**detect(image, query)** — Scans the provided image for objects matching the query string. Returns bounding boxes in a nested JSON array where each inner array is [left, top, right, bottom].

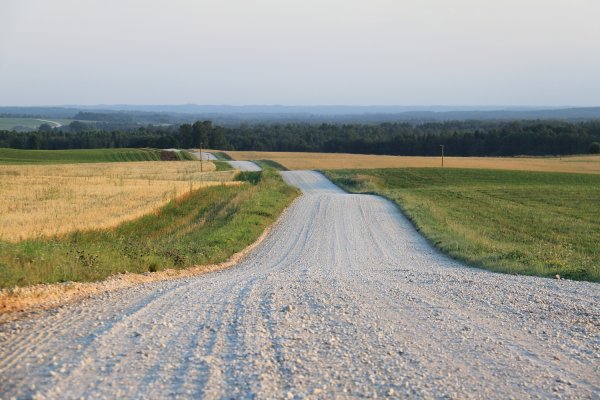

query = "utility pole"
[[199, 142, 203, 173], [440, 145, 445, 168]]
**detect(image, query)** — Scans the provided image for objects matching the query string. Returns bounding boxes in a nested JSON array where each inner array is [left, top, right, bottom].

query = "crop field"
[[326, 168, 600, 281], [0, 117, 73, 130], [0, 148, 196, 164], [226, 151, 600, 174], [0, 161, 236, 242], [0, 169, 297, 287]]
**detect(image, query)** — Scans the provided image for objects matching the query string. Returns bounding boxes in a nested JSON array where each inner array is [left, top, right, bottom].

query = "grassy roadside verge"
[[325, 168, 600, 282], [212, 151, 233, 161], [214, 161, 234, 171], [0, 169, 299, 288], [253, 160, 289, 171], [0, 148, 194, 164]]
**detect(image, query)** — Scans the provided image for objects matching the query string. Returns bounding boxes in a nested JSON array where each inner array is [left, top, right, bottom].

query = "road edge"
[[0, 197, 301, 323]]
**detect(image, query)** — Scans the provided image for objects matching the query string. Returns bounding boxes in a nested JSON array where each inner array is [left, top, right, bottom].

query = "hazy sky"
[[1, 0, 599, 106]]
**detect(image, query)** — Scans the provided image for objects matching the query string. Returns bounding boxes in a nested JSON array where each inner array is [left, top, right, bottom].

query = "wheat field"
[[226, 151, 600, 174], [0, 161, 239, 242]]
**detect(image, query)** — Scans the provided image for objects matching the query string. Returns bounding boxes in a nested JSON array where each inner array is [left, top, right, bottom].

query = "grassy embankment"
[[326, 168, 600, 282], [0, 169, 298, 288], [214, 161, 234, 171], [0, 148, 194, 164], [211, 151, 233, 161], [226, 151, 600, 175], [253, 160, 289, 171]]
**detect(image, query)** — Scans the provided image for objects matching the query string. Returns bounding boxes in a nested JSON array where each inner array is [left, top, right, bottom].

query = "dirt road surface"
[[1, 171, 598, 399], [36, 119, 63, 128], [226, 160, 262, 171], [191, 151, 218, 161]]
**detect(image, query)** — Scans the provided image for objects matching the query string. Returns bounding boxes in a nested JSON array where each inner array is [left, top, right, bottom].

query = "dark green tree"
[[192, 120, 211, 148], [211, 126, 230, 149], [27, 133, 41, 149], [38, 123, 53, 133], [68, 121, 88, 132], [178, 124, 193, 148]]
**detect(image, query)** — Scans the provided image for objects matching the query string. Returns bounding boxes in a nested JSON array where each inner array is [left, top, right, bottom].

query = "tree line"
[[1, 120, 599, 156]]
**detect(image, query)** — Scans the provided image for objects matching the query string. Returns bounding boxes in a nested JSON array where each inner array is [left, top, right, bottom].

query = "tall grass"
[[0, 170, 298, 288], [0, 161, 230, 241], [326, 168, 600, 282]]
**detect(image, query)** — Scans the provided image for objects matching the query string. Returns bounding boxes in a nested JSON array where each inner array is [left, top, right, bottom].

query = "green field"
[[326, 168, 600, 282], [0, 148, 194, 164], [0, 170, 298, 288], [0, 117, 73, 130]]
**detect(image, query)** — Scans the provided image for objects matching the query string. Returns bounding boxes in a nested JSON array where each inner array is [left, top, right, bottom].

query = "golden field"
[[0, 161, 239, 242], [226, 151, 600, 174]]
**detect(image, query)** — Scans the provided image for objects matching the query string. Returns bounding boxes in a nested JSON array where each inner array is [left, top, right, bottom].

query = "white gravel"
[[190, 151, 218, 161], [1, 171, 598, 399], [227, 160, 262, 171]]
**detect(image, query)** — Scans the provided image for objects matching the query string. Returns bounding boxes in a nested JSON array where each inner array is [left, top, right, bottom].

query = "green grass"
[[0, 170, 299, 288], [254, 160, 288, 171], [212, 151, 233, 160], [171, 150, 195, 161], [325, 168, 600, 282], [214, 161, 234, 171], [235, 171, 263, 185], [0, 148, 196, 164]]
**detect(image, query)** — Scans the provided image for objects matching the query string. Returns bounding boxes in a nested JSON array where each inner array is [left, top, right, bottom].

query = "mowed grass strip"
[[326, 168, 600, 282], [254, 160, 289, 171], [0, 170, 299, 288], [226, 151, 600, 174], [0, 148, 195, 164], [0, 161, 231, 242]]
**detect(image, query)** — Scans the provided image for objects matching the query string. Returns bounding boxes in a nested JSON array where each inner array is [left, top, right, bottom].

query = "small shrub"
[[235, 171, 262, 185]]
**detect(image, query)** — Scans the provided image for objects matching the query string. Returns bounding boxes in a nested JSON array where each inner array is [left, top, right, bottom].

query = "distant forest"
[[1, 120, 600, 156]]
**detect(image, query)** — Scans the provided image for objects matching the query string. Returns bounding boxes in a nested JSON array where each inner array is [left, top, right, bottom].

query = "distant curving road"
[[36, 119, 63, 128], [227, 160, 262, 171], [0, 171, 598, 399], [191, 151, 218, 161]]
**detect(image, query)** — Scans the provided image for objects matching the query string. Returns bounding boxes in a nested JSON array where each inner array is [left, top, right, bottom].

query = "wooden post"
[[440, 145, 444, 168], [199, 142, 203, 173]]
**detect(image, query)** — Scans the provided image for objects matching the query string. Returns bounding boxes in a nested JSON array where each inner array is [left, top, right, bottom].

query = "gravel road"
[[36, 119, 62, 128], [1, 171, 598, 399], [191, 151, 218, 161], [226, 160, 262, 171]]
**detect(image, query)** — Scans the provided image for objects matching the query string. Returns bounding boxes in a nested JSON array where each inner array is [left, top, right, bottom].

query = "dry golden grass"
[[226, 151, 600, 174], [0, 161, 239, 242]]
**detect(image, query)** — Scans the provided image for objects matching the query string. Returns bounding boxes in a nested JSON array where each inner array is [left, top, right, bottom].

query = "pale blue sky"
[[1, 0, 599, 106]]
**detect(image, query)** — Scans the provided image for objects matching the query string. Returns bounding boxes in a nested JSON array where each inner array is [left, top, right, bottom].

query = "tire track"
[[1, 170, 598, 399]]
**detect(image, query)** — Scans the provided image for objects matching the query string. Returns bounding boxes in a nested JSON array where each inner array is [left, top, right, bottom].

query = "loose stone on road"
[[226, 160, 262, 171], [190, 151, 218, 161], [0, 171, 598, 399]]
